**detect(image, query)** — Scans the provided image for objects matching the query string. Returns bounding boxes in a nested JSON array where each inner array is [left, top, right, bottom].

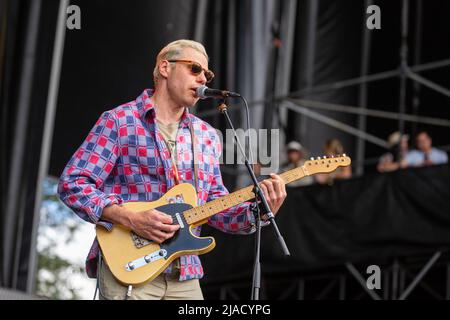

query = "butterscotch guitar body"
[[96, 183, 215, 287]]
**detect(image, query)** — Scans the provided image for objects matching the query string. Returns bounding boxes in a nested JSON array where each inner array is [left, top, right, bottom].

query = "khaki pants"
[[98, 259, 204, 300]]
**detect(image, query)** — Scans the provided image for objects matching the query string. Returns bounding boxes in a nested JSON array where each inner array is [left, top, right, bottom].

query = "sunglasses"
[[167, 59, 215, 83]]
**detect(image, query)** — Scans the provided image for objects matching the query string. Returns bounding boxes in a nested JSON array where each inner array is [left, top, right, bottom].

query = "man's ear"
[[159, 60, 171, 80]]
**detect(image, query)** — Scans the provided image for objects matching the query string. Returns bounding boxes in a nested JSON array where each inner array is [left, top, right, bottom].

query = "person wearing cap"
[[281, 141, 314, 187], [404, 131, 448, 167], [377, 131, 409, 173]]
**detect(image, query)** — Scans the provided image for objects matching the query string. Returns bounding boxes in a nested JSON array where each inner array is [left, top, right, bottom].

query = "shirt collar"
[[137, 89, 192, 128]]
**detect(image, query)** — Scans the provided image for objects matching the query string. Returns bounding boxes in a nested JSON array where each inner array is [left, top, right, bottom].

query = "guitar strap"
[[188, 120, 199, 193], [167, 119, 198, 192], [167, 121, 199, 272]]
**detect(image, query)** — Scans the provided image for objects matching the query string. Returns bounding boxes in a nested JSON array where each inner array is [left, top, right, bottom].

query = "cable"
[[93, 251, 102, 300], [95, 251, 132, 300], [93, 280, 99, 300]]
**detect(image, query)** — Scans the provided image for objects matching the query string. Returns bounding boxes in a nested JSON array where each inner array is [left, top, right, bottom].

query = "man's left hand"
[[258, 173, 287, 219]]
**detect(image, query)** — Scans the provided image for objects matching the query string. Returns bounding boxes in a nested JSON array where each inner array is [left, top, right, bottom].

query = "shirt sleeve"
[[435, 150, 448, 164], [57, 111, 123, 231], [405, 151, 420, 166], [206, 130, 257, 235]]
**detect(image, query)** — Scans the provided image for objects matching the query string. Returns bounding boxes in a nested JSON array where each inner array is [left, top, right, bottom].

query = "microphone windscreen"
[[196, 85, 208, 99]]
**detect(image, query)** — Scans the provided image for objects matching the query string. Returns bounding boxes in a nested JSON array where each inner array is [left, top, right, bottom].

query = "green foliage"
[[37, 248, 83, 300], [35, 177, 87, 300]]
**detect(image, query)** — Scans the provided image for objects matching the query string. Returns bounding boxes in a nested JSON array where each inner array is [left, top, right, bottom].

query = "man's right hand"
[[102, 205, 180, 244], [129, 209, 181, 244]]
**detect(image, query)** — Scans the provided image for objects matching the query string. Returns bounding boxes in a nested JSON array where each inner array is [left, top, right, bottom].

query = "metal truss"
[[197, 0, 450, 176], [203, 251, 450, 300]]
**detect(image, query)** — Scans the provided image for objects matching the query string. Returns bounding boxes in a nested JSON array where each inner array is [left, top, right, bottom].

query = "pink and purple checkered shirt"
[[58, 89, 256, 281]]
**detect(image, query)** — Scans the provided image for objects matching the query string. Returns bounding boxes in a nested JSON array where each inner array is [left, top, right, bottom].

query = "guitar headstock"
[[304, 154, 352, 174]]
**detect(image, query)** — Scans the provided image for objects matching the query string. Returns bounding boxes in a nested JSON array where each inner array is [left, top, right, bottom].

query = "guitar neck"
[[183, 165, 308, 225]]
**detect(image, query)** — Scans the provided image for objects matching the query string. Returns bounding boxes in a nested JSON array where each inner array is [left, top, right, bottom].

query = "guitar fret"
[[281, 167, 305, 184], [235, 191, 245, 204], [220, 197, 228, 210], [208, 201, 217, 214], [230, 193, 239, 206], [203, 205, 211, 217], [243, 188, 253, 201]]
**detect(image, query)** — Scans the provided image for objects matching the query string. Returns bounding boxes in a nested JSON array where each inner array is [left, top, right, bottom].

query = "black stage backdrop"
[[200, 165, 450, 286], [2, 0, 450, 292]]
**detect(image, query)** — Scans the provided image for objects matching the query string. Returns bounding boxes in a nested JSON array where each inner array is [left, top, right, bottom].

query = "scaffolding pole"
[[3, 0, 42, 290], [27, 0, 69, 294], [355, 0, 373, 176]]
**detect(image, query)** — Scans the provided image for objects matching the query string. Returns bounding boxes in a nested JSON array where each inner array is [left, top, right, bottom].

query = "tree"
[[36, 177, 92, 300]]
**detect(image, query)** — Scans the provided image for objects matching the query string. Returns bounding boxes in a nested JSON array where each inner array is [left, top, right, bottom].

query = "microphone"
[[195, 85, 241, 99]]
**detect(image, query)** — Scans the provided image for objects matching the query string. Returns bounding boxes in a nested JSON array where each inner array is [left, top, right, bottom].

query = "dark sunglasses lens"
[[190, 63, 202, 75], [189, 62, 214, 82]]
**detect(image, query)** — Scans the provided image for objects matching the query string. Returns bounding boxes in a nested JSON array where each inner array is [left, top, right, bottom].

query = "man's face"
[[287, 150, 302, 163], [164, 47, 210, 108], [416, 132, 432, 152]]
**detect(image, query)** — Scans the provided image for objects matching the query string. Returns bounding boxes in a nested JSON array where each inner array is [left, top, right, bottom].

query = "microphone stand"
[[217, 99, 290, 300]]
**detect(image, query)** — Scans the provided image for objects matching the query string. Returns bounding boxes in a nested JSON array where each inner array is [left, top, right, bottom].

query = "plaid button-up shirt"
[[58, 89, 256, 281]]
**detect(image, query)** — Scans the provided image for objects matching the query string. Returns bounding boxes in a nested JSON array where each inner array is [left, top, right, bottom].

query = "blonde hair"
[[325, 138, 344, 156], [153, 39, 209, 85]]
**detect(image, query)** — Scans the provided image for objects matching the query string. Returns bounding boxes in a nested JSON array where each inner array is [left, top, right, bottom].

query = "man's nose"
[[196, 72, 207, 85]]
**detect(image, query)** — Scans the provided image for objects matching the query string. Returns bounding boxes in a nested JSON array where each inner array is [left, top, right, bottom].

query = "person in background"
[[281, 141, 314, 187], [315, 138, 352, 185], [405, 131, 448, 167], [377, 131, 409, 172]]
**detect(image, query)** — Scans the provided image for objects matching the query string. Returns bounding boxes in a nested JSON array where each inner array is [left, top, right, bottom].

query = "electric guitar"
[[96, 155, 351, 286]]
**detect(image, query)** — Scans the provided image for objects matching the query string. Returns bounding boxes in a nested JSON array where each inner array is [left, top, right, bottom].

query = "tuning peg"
[[323, 156, 327, 159], [317, 157, 321, 160], [310, 157, 314, 161], [343, 153, 346, 157]]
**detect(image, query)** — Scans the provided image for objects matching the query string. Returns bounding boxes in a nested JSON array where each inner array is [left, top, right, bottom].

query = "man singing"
[[58, 39, 287, 300]]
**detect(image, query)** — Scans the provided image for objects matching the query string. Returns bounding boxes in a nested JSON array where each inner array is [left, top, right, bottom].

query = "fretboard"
[[183, 165, 309, 225]]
